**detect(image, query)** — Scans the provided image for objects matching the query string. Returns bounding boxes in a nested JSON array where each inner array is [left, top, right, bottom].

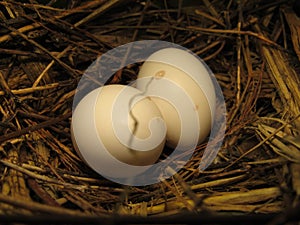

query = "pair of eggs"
[[71, 48, 216, 179]]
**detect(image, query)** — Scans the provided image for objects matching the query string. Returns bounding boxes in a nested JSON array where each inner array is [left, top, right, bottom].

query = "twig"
[[0, 21, 81, 78], [225, 114, 300, 170], [186, 26, 279, 46], [0, 83, 61, 96], [0, 193, 95, 217], [74, 0, 125, 27], [0, 112, 71, 143], [0, 0, 107, 43]]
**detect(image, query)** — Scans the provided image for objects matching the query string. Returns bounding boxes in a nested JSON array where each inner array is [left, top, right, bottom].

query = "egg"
[[136, 48, 216, 149], [71, 84, 167, 178]]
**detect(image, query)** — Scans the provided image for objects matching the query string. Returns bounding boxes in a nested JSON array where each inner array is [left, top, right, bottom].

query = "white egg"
[[71, 84, 167, 178], [136, 48, 216, 149]]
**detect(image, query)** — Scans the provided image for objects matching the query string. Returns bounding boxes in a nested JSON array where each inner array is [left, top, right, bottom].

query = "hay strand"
[[0, 0, 299, 224]]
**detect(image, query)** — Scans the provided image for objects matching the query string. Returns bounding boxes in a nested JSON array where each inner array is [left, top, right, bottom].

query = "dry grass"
[[0, 0, 300, 224]]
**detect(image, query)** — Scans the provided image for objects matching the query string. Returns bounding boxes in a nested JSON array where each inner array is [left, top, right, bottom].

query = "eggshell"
[[71, 84, 166, 178], [136, 48, 216, 149]]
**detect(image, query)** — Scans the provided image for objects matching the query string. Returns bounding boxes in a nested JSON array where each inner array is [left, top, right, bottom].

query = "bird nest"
[[0, 0, 300, 224]]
